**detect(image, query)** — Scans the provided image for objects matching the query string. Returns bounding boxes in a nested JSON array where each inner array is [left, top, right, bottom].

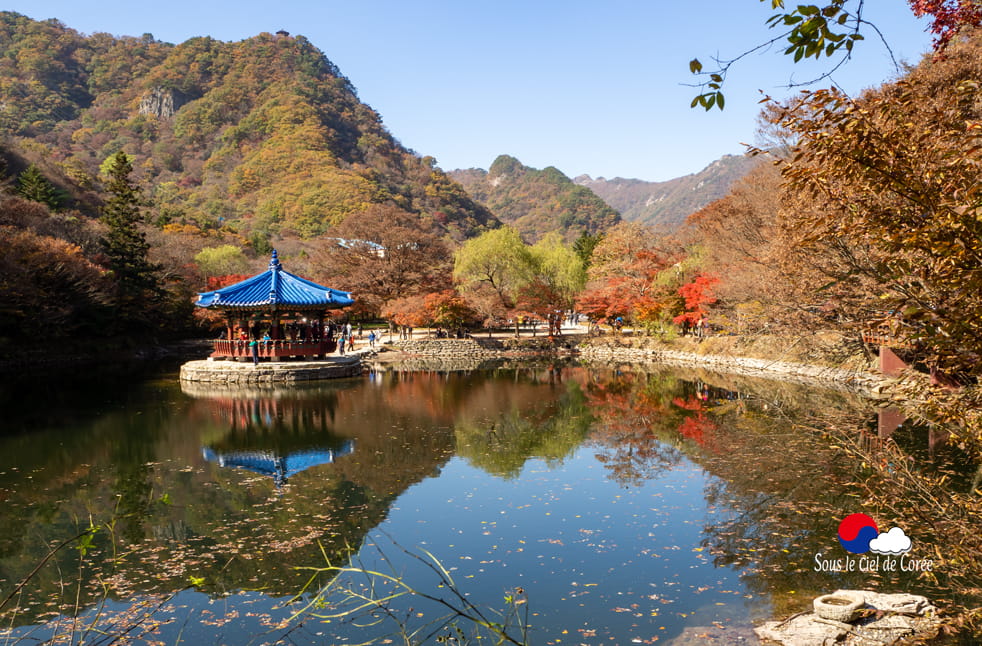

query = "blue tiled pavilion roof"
[[195, 250, 354, 310]]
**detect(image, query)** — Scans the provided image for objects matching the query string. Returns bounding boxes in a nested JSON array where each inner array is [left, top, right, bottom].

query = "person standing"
[[250, 339, 259, 365], [338, 335, 346, 355], [368, 330, 376, 349]]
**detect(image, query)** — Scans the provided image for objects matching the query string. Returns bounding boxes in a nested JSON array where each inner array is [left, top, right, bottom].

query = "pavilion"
[[195, 250, 355, 361]]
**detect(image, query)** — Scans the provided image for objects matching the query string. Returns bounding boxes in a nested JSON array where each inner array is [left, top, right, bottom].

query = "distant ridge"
[[574, 154, 762, 229], [449, 155, 620, 243]]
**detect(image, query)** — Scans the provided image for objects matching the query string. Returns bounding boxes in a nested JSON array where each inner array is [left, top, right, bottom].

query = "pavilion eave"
[[214, 303, 346, 313]]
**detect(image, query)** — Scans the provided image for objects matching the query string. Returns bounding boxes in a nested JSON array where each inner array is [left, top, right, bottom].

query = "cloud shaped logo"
[[869, 527, 913, 555]]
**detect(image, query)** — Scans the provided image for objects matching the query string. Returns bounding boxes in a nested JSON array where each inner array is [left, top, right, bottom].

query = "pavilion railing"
[[211, 338, 338, 360]]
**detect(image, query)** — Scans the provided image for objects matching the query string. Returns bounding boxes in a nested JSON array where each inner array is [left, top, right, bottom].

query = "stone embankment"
[[391, 337, 507, 357], [179, 356, 363, 384], [390, 336, 575, 356], [181, 333, 891, 391], [575, 343, 891, 397], [382, 335, 892, 396]]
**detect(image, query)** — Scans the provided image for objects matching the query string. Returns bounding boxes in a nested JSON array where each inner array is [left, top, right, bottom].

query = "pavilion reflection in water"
[[202, 442, 355, 486], [182, 380, 357, 485]]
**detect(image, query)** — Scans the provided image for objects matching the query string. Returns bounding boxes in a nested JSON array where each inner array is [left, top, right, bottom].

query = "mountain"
[[449, 155, 620, 243], [574, 154, 762, 230], [0, 12, 497, 241]]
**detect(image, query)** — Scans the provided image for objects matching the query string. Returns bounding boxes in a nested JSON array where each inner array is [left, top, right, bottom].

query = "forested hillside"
[[450, 155, 620, 242], [575, 154, 761, 230], [0, 12, 496, 241], [0, 11, 502, 354]]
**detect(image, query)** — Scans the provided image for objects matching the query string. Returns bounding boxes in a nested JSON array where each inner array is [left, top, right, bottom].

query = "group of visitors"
[[336, 322, 354, 355], [583, 315, 712, 337], [546, 312, 565, 336], [396, 325, 414, 340], [679, 317, 711, 338], [336, 323, 379, 354], [222, 320, 337, 343], [215, 318, 386, 364]]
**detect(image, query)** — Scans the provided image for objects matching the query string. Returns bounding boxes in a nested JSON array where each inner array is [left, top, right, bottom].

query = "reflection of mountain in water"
[[202, 441, 355, 485]]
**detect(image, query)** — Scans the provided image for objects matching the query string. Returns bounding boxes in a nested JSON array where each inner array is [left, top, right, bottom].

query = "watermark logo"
[[837, 513, 912, 555], [815, 513, 931, 573]]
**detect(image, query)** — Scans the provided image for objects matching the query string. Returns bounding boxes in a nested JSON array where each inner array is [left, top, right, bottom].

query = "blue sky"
[[7, 1, 933, 181]]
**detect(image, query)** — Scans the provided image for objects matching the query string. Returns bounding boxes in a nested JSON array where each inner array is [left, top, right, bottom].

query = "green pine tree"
[[572, 230, 603, 267], [100, 152, 160, 331], [15, 164, 62, 209]]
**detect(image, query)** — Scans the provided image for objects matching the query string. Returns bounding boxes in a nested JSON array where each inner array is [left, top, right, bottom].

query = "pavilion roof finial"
[[268, 250, 280, 304]]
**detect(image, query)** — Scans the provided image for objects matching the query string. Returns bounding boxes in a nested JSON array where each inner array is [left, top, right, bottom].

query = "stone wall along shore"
[[575, 343, 890, 397], [179, 356, 363, 384], [385, 337, 891, 396], [390, 336, 576, 356]]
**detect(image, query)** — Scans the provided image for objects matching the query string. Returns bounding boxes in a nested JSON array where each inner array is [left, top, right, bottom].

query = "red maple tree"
[[672, 274, 719, 326], [909, 0, 982, 48]]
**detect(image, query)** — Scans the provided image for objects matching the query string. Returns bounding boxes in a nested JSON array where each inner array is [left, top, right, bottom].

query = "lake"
[[0, 359, 976, 645]]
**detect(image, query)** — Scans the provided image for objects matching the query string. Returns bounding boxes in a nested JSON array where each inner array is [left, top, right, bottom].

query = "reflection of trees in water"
[[697, 424, 867, 618], [454, 379, 592, 478], [818, 416, 982, 627], [0, 377, 459, 627], [584, 370, 731, 486], [699, 407, 982, 622], [579, 365, 982, 624], [182, 381, 344, 439], [375, 361, 577, 426]]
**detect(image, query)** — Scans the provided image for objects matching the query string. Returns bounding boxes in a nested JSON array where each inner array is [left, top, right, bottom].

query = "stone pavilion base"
[[179, 355, 363, 384]]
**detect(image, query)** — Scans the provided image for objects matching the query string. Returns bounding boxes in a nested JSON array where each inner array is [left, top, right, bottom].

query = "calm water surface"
[[0, 360, 972, 644]]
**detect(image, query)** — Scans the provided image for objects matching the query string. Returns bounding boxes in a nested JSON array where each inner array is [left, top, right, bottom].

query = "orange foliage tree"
[[311, 204, 453, 319], [575, 223, 679, 330], [773, 31, 982, 376], [672, 274, 719, 327], [0, 226, 113, 342], [382, 290, 479, 331]]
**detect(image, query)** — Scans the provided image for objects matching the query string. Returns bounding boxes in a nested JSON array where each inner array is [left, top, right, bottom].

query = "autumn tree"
[[381, 294, 431, 329], [576, 222, 678, 328], [683, 163, 810, 332], [910, 0, 982, 48], [0, 226, 113, 343], [383, 290, 480, 331], [672, 274, 719, 327], [772, 31, 982, 376], [310, 204, 452, 318]]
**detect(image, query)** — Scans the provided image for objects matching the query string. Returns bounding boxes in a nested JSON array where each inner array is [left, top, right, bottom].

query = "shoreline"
[[374, 332, 893, 397]]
